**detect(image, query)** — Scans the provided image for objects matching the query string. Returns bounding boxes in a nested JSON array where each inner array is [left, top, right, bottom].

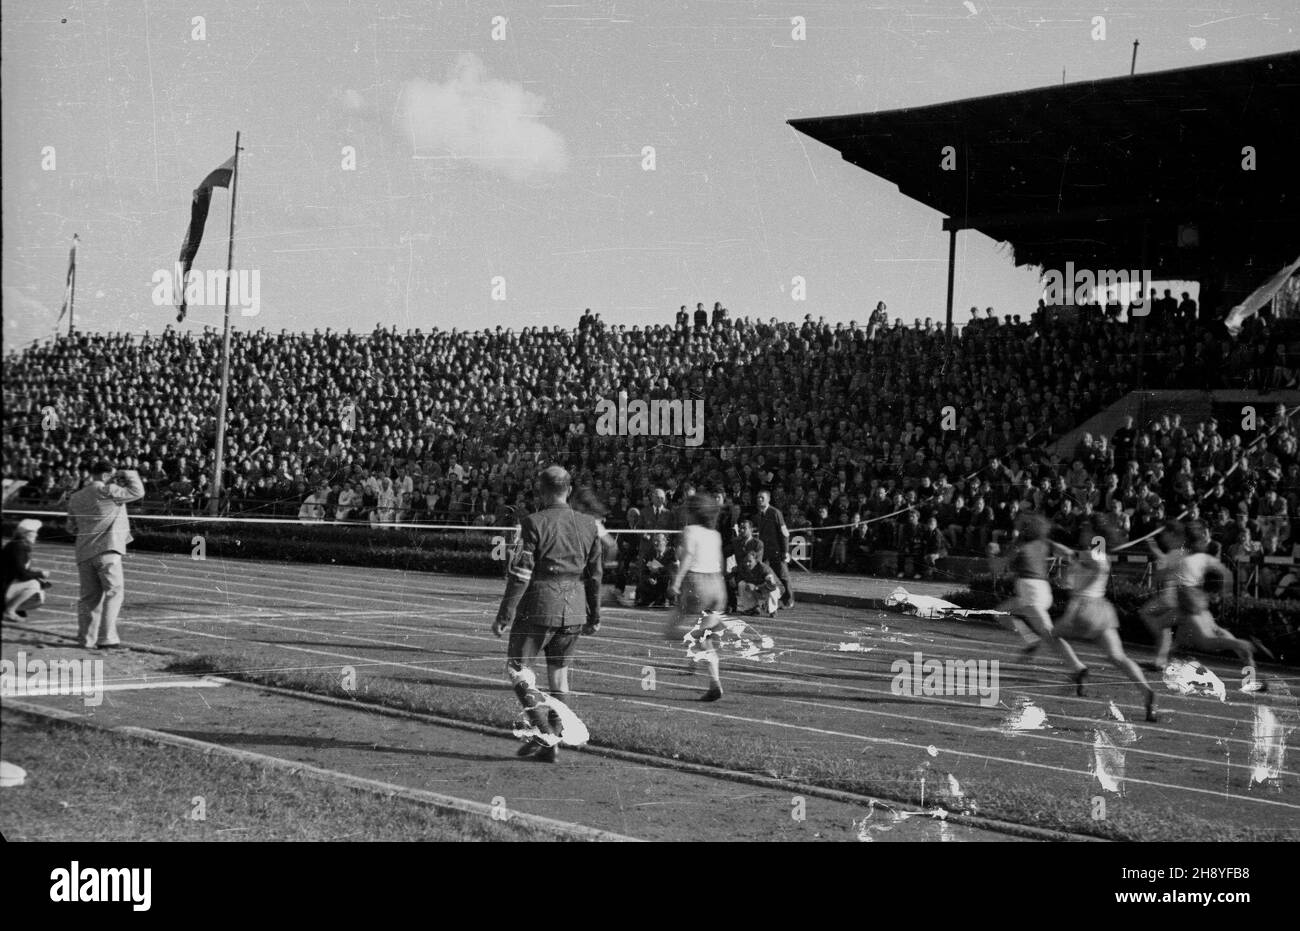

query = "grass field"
[[9, 542, 1300, 842], [0, 709, 555, 842]]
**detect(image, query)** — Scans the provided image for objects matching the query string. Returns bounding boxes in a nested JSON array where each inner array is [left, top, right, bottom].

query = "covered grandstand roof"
[[789, 51, 1300, 285]]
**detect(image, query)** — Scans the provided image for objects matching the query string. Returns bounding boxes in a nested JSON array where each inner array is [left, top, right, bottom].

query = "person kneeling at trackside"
[[731, 550, 781, 618], [3, 519, 52, 622]]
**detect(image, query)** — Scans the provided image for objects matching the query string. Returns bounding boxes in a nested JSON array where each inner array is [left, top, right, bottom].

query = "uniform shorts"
[[681, 571, 726, 615], [1140, 588, 1178, 629], [507, 622, 583, 670], [1175, 610, 1237, 645], [1055, 595, 1119, 639], [1014, 578, 1053, 615]]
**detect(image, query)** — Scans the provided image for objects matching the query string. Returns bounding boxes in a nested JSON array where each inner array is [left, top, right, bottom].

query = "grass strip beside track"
[[169, 652, 1299, 843], [0, 707, 559, 842]]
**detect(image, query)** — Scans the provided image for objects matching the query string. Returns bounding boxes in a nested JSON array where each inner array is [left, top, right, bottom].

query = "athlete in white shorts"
[[996, 513, 1089, 692], [668, 494, 728, 702], [1055, 544, 1158, 722], [1174, 549, 1260, 668]]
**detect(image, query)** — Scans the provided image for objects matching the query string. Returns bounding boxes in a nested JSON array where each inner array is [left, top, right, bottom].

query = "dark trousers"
[[773, 558, 793, 606], [506, 622, 582, 735]]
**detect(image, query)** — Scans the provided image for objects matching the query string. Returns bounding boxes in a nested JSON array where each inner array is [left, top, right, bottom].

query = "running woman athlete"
[[1172, 522, 1269, 670], [667, 494, 728, 702], [1139, 521, 1188, 672], [1055, 530, 1159, 722], [997, 512, 1089, 693]]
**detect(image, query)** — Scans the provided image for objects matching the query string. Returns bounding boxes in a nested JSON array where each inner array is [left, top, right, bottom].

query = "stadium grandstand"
[[4, 307, 1298, 594], [7, 52, 1299, 599]]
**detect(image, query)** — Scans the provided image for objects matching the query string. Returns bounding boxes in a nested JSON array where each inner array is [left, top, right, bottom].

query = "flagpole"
[[210, 131, 241, 517], [67, 236, 77, 337]]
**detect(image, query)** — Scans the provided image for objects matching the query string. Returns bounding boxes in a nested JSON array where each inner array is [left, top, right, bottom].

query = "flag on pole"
[[176, 156, 235, 322], [57, 234, 78, 323]]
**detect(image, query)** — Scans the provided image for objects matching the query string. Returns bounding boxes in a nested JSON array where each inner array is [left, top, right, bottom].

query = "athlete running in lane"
[[1171, 521, 1271, 673], [1054, 526, 1158, 722], [667, 493, 728, 702], [996, 512, 1089, 694], [1139, 521, 1188, 672]]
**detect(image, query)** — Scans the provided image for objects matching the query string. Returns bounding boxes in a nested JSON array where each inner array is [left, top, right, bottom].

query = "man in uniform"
[[492, 465, 602, 762]]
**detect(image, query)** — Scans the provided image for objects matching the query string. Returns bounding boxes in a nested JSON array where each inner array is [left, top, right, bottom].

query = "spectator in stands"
[[895, 509, 921, 578], [298, 482, 329, 522], [634, 535, 676, 608], [3, 306, 1288, 591], [336, 481, 362, 520], [917, 515, 948, 579]]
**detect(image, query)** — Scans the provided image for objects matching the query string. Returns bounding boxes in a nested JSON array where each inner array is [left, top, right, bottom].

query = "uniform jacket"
[[730, 536, 764, 565], [498, 502, 602, 629], [66, 471, 145, 564]]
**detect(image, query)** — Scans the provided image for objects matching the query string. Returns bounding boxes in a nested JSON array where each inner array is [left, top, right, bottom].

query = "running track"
[[15, 543, 1300, 835]]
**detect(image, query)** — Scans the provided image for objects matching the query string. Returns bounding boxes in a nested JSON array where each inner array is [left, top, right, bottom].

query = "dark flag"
[[176, 156, 235, 322], [57, 234, 78, 324]]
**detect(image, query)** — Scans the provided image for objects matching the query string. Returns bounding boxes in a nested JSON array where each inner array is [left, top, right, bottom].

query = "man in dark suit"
[[640, 486, 675, 560], [754, 488, 793, 608], [635, 533, 677, 607], [493, 465, 602, 762]]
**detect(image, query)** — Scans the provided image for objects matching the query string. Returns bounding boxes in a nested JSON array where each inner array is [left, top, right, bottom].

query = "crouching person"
[[3, 519, 52, 621], [491, 466, 601, 763], [733, 550, 781, 617]]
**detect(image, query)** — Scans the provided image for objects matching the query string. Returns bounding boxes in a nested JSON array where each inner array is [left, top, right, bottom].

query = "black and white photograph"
[[1, 0, 1298, 899]]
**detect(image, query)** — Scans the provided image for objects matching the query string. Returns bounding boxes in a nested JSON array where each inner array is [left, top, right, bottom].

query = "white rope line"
[[1, 508, 510, 533]]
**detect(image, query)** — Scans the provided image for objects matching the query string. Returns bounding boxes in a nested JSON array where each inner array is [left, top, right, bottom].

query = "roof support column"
[[1137, 219, 1149, 392], [945, 225, 958, 350]]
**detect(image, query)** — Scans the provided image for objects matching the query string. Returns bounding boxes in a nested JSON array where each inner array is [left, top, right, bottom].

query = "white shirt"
[[1071, 550, 1109, 599], [1178, 552, 1224, 589], [682, 524, 723, 574]]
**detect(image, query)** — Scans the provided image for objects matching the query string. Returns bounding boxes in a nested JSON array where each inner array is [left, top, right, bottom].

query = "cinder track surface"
[[5, 543, 1298, 839]]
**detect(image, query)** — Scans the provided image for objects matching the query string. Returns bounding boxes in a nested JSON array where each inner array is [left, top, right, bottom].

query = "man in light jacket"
[[66, 459, 144, 649]]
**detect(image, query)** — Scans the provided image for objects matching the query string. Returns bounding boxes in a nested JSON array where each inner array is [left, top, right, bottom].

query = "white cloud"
[[398, 54, 568, 182]]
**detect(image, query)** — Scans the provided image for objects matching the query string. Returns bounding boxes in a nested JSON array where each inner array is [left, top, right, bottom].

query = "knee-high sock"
[[509, 667, 555, 734]]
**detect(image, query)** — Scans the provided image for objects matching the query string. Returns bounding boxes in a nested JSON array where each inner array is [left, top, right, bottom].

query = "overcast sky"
[[3, 0, 1297, 348]]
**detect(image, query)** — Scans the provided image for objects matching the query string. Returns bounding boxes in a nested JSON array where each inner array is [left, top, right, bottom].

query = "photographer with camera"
[[66, 460, 145, 649]]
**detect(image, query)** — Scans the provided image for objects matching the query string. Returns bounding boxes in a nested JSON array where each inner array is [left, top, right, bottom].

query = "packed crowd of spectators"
[[3, 297, 1297, 591]]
